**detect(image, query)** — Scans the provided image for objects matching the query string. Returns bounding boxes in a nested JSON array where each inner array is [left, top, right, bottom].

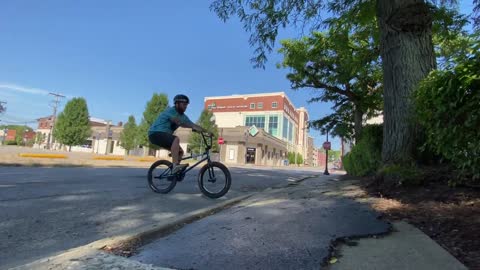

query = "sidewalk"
[[8, 177, 467, 270]]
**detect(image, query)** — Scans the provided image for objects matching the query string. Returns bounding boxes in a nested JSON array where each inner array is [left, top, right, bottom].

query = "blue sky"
[[0, 1, 475, 150]]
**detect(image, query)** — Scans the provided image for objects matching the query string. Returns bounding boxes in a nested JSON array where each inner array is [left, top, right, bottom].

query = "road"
[[0, 166, 322, 269]]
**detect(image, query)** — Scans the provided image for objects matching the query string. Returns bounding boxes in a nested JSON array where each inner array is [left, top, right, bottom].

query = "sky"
[[0, 1, 475, 150]]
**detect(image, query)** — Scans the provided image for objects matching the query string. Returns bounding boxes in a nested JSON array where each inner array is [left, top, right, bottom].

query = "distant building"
[[202, 92, 313, 166], [35, 116, 126, 155]]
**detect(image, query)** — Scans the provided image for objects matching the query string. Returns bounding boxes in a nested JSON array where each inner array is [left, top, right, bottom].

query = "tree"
[[278, 14, 383, 141], [137, 93, 169, 153], [188, 110, 219, 154], [119, 115, 137, 155], [211, 0, 471, 166], [54, 98, 91, 151], [35, 132, 46, 145], [0, 125, 30, 145]]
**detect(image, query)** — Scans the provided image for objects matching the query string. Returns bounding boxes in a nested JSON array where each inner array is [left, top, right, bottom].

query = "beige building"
[[35, 116, 127, 155]]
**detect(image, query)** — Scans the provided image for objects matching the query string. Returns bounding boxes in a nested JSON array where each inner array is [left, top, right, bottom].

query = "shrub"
[[415, 38, 480, 181], [342, 124, 383, 176]]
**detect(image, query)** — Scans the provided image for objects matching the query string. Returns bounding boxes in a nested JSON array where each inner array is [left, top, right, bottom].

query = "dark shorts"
[[148, 132, 176, 150]]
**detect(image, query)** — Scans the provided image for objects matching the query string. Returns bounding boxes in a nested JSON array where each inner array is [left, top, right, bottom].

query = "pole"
[[47, 93, 65, 149], [105, 120, 111, 155], [324, 129, 330, 175]]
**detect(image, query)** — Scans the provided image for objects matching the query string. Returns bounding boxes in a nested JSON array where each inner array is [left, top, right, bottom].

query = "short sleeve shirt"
[[148, 107, 194, 135]]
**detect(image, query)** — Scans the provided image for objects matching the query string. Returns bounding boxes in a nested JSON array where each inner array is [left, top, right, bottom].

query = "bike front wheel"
[[198, 162, 231, 199], [148, 160, 176, 193]]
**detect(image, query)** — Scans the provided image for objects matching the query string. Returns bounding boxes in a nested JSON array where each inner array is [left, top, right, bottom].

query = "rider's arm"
[[170, 116, 211, 135]]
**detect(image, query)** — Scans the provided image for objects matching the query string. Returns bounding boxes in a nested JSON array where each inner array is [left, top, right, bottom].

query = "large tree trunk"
[[377, 0, 436, 164], [353, 104, 363, 143]]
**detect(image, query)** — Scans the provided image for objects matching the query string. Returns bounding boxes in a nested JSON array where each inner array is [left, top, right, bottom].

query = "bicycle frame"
[[175, 131, 214, 176]]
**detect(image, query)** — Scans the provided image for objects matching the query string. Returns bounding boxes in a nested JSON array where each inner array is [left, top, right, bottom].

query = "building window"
[[250, 103, 255, 109], [258, 102, 263, 109], [283, 116, 289, 139], [245, 115, 265, 128], [272, 102, 278, 108], [268, 115, 278, 136], [229, 149, 235, 160], [288, 122, 293, 143], [208, 105, 212, 110]]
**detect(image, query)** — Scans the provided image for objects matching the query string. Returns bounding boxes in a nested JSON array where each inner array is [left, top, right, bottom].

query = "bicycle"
[[147, 130, 232, 199]]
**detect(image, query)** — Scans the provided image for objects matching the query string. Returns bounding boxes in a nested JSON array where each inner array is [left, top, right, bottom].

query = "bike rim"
[[202, 166, 228, 194], [151, 164, 174, 190]]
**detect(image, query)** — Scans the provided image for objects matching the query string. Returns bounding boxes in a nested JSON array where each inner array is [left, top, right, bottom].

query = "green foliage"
[[54, 98, 91, 149], [119, 115, 137, 154], [287, 152, 303, 165], [137, 93, 169, 148], [278, 16, 383, 141], [188, 110, 219, 154], [296, 153, 304, 165], [415, 37, 480, 181], [0, 125, 31, 145], [35, 132, 46, 145], [342, 124, 383, 176]]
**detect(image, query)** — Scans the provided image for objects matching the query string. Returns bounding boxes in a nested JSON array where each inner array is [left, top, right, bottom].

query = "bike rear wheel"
[[198, 162, 231, 199], [148, 160, 176, 193]]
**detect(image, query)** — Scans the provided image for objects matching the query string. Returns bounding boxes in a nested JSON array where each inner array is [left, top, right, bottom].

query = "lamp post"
[[324, 129, 330, 175]]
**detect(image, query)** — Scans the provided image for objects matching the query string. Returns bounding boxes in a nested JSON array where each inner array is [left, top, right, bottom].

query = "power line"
[[47, 92, 65, 149]]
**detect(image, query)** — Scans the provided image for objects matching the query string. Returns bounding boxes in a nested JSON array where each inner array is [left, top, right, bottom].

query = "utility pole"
[[47, 93, 65, 149], [105, 120, 111, 155]]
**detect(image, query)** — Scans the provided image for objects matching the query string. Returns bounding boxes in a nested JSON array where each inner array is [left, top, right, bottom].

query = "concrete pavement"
[[5, 174, 467, 270]]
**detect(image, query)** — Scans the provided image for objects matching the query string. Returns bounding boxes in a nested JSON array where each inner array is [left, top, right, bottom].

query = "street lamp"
[[324, 129, 330, 175]]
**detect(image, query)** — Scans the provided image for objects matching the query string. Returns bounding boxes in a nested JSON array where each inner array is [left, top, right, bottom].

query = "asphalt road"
[[0, 166, 321, 269]]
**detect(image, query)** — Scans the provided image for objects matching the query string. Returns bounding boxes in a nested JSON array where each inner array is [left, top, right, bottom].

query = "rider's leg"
[[171, 137, 187, 173], [171, 137, 180, 165]]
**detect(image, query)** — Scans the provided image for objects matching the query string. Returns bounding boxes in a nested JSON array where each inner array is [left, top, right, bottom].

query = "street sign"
[[248, 125, 259, 137], [218, 137, 224, 145], [323, 141, 331, 150]]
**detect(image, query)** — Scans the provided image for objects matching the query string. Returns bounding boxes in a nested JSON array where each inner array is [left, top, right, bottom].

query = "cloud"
[[0, 83, 51, 95]]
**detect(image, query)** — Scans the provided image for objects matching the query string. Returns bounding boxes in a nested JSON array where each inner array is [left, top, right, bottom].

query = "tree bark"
[[354, 104, 363, 143], [377, 0, 436, 164]]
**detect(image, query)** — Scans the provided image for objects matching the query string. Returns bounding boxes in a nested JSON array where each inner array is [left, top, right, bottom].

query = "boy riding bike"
[[148, 94, 213, 174]]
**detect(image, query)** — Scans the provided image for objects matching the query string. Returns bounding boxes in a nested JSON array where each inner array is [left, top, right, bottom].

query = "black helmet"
[[173, 94, 189, 104]]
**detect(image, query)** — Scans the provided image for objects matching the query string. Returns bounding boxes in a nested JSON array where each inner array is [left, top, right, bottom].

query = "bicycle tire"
[[198, 162, 231, 199], [148, 160, 176, 193]]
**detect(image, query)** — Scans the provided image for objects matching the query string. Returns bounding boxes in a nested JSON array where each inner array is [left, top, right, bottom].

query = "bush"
[[415, 39, 480, 181], [342, 124, 383, 176]]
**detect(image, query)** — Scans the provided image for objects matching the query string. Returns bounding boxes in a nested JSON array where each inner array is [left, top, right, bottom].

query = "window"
[[229, 149, 235, 160], [258, 102, 263, 109], [250, 103, 255, 109], [272, 102, 278, 108], [283, 116, 289, 139], [208, 105, 212, 110], [288, 122, 293, 143], [268, 115, 278, 136], [245, 115, 265, 128]]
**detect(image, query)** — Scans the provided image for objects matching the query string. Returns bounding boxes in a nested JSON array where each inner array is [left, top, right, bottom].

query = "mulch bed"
[[343, 173, 480, 270]]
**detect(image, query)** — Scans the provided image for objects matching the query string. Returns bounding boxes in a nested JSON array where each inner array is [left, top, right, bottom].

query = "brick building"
[[202, 92, 313, 166]]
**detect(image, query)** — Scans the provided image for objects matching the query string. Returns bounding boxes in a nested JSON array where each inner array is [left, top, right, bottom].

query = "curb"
[[8, 193, 253, 270], [18, 153, 67, 159]]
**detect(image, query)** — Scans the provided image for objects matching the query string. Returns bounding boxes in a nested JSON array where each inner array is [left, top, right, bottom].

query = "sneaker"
[[171, 163, 188, 174]]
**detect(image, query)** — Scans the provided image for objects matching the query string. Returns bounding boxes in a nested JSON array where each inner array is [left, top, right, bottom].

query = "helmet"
[[173, 94, 189, 104]]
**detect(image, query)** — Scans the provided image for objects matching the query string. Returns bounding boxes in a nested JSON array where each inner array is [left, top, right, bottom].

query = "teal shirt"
[[149, 107, 194, 134]]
